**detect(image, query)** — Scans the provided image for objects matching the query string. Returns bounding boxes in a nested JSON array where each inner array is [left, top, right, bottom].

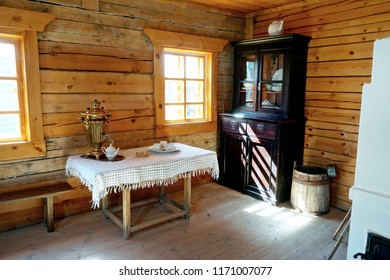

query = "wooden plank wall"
[[251, 0, 390, 210], [0, 0, 243, 231]]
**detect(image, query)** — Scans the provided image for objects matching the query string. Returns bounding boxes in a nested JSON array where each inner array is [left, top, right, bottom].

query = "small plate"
[[261, 99, 274, 106], [148, 148, 180, 154], [272, 68, 283, 90], [272, 68, 283, 81]]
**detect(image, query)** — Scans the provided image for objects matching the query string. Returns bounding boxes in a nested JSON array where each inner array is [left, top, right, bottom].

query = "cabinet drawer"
[[221, 117, 246, 134], [247, 120, 276, 140]]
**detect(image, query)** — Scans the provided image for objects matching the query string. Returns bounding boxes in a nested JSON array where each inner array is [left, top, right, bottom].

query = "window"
[[164, 48, 210, 122], [145, 29, 228, 137], [0, 35, 25, 142], [0, 7, 54, 161]]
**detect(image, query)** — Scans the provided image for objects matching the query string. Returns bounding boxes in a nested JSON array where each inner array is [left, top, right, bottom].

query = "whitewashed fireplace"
[[347, 36, 390, 259]]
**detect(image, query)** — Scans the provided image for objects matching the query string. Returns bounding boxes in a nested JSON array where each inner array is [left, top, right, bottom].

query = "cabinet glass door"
[[237, 53, 257, 108], [259, 53, 284, 110]]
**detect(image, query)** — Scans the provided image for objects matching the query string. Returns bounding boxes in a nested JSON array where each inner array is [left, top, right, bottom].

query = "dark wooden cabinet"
[[219, 34, 311, 205]]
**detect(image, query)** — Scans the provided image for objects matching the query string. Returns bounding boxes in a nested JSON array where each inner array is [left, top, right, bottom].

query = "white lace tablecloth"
[[66, 143, 219, 208]]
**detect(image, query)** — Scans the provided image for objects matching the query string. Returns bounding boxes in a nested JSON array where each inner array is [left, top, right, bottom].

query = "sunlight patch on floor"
[[255, 205, 283, 217], [272, 210, 294, 221], [286, 214, 313, 226], [244, 202, 315, 228], [243, 203, 269, 213]]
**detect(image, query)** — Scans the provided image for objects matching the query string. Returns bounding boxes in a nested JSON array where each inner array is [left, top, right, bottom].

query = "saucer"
[[148, 147, 180, 154]]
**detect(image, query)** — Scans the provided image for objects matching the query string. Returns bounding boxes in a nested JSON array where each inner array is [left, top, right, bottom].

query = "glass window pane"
[[0, 42, 17, 77], [245, 60, 255, 81], [186, 81, 203, 102], [262, 53, 284, 81], [261, 83, 282, 109], [165, 80, 184, 103], [164, 54, 184, 78], [186, 56, 204, 79], [0, 80, 19, 111], [237, 54, 256, 108], [0, 114, 21, 139], [165, 105, 184, 121], [186, 104, 203, 119]]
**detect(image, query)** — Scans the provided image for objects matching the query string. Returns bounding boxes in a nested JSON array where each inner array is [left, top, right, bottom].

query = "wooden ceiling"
[[177, 0, 316, 17]]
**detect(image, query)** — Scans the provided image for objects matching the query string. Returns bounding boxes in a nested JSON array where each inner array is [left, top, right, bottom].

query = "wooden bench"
[[0, 181, 73, 232]]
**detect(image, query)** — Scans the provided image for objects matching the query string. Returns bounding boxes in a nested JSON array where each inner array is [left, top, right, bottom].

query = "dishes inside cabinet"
[[272, 68, 283, 91], [261, 99, 275, 107]]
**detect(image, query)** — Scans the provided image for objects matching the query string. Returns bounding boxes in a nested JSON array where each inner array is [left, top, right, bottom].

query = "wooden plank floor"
[[0, 183, 348, 260]]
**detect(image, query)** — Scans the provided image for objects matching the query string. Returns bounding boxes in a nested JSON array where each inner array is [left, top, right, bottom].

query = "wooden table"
[[66, 143, 219, 239]]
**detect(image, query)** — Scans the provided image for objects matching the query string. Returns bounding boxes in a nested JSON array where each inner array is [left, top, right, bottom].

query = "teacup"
[[152, 143, 160, 150], [160, 141, 168, 149], [167, 143, 175, 150]]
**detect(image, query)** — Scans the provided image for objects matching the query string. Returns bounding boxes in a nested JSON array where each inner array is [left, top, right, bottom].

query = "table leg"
[[184, 176, 191, 219], [159, 185, 165, 204], [102, 195, 109, 219], [122, 188, 131, 239]]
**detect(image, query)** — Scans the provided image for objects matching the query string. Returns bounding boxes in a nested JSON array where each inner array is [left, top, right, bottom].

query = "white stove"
[[347, 36, 390, 259]]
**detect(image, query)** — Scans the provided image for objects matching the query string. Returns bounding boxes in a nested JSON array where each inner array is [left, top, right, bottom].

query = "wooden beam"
[[82, 0, 100, 11], [245, 16, 254, 39], [0, 6, 55, 31], [144, 28, 228, 52]]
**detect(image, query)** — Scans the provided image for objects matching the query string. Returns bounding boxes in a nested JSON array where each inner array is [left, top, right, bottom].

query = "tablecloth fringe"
[[91, 167, 218, 209], [66, 168, 95, 191]]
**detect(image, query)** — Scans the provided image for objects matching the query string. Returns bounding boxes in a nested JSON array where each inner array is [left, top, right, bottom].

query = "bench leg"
[[44, 197, 54, 232]]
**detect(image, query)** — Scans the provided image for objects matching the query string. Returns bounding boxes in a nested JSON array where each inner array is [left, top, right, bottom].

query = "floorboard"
[[0, 183, 348, 260]]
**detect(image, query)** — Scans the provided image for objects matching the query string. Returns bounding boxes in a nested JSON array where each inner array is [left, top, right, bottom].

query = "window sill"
[[156, 121, 217, 137], [0, 140, 46, 161]]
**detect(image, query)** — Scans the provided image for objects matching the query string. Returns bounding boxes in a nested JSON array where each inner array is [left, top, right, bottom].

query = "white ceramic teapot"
[[102, 143, 120, 160], [268, 20, 284, 36]]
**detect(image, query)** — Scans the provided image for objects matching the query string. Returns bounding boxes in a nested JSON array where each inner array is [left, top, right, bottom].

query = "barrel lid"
[[295, 165, 327, 175], [293, 165, 328, 183]]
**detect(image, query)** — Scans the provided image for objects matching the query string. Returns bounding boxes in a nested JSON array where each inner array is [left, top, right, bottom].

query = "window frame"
[[0, 34, 26, 142], [163, 48, 210, 123], [145, 28, 228, 137], [0, 7, 54, 161]]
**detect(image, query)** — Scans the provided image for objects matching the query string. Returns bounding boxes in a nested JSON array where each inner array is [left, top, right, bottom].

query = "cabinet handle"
[[230, 120, 238, 129], [256, 123, 265, 131]]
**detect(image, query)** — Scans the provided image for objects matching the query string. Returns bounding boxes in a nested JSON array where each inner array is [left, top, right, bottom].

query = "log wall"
[[251, 0, 390, 210], [2, 0, 386, 232], [0, 0, 243, 231]]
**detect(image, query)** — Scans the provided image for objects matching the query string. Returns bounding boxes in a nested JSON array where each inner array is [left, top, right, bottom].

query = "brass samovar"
[[80, 100, 111, 159]]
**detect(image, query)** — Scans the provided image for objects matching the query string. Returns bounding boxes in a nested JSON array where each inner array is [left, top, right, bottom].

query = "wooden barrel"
[[290, 166, 330, 215]]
